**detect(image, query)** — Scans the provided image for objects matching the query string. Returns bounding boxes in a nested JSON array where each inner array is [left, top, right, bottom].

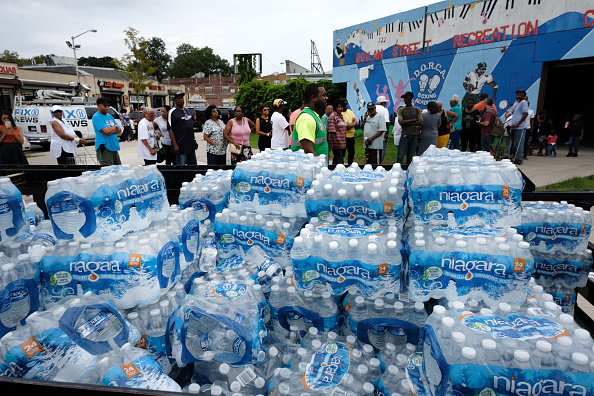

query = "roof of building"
[[20, 65, 92, 76]]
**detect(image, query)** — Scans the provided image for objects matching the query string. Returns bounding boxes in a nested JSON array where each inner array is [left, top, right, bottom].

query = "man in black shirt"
[[567, 114, 584, 157], [168, 91, 197, 165]]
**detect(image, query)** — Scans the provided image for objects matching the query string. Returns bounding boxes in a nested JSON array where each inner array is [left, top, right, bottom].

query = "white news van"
[[13, 90, 122, 147]]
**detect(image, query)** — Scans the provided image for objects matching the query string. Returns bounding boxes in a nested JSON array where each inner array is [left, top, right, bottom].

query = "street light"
[[66, 29, 97, 87]]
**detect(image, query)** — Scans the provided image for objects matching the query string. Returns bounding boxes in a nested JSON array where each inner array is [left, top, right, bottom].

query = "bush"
[[233, 78, 346, 121]]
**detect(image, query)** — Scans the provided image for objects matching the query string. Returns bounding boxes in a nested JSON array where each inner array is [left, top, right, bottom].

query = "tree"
[[168, 44, 233, 78], [79, 56, 116, 68], [113, 27, 157, 97], [144, 37, 171, 80], [31, 54, 54, 65], [0, 50, 31, 66], [235, 54, 258, 85]]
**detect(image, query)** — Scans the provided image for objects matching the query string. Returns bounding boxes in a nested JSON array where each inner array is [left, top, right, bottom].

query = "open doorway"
[[539, 57, 594, 146]]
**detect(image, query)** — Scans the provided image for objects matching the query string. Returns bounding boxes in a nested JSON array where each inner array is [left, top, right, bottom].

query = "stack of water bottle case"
[[0, 146, 591, 396]]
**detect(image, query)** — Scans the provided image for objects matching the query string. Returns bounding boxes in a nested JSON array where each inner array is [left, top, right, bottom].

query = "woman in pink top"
[[224, 105, 255, 165]]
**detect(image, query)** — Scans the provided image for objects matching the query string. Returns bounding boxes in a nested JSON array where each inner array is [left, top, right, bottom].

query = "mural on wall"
[[332, 0, 594, 117]]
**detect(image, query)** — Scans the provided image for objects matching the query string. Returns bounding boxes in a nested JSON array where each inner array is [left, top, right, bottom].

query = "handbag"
[[227, 118, 245, 155], [155, 140, 167, 163]]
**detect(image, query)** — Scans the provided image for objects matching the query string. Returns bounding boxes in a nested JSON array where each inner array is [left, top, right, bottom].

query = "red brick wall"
[[164, 74, 239, 107]]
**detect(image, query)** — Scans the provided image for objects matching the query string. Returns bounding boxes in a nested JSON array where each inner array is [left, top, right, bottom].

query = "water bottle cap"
[[558, 313, 574, 325], [451, 168, 461, 174], [482, 339, 497, 351], [329, 241, 339, 250], [370, 191, 379, 199], [363, 383, 374, 393], [542, 293, 553, 302], [415, 302, 424, 311], [415, 240, 426, 247], [159, 300, 170, 308], [323, 184, 333, 192], [68, 241, 79, 247], [394, 301, 404, 310], [298, 347, 307, 357], [498, 303, 512, 312], [363, 344, 374, 354], [455, 240, 467, 248], [476, 237, 487, 245], [287, 286, 296, 294], [433, 305, 446, 315], [462, 347, 476, 360], [374, 299, 385, 308], [355, 184, 364, 192], [355, 296, 365, 305], [346, 335, 356, 344], [452, 301, 465, 310], [328, 331, 338, 340], [536, 340, 552, 352], [290, 325, 299, 331], [338, 189, 347, 197], [308, 326, 319, 336], [367, 243, 378, 252], [452, 332, 466, 343], [358, 364, 368, 374], [271, 285, 279, 291], [442, 317, 455, 327], [572, 352, 589, 365], [532, 285, 543, 293], [304, 290, 313, 298], [280, 367, 292, 379], [322, 292, 332, 299], [312, 339, 322, 349], [211, 385, 223, 395], [370, 358, 380, 367], [349, 239, 359, 247], [544, 302, 558, 312], [388, 365, 399, 375], [187, 383, 200, 393], [414, 232, 424, 239], [127, 312, 139, 320], [401, 379, 412, 390], [314, 234, 324, 243], [149, 309, 160, 317], [498, 244, 510, 252], [514, 350, 530, 362], [2, 263, 14, 271], [115, 242, 127, 248], [575, 329, 591, 341], [278, 383, 291, 395]]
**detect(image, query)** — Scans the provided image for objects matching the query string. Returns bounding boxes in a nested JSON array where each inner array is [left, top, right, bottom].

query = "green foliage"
[[0, 50, 30, 66], [169, 44, 233, 78], [234, 78, 347, 121], [144, 37, 171, 80], [537, 175, 594, 191], [236, 54, 258, 85], [79, 56, 116, 68], [113, 27, 158, 95]]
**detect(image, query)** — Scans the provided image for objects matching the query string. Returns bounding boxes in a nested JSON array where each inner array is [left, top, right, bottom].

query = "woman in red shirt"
[[327, 100, 347, 165], [0, 111, 28, 165]]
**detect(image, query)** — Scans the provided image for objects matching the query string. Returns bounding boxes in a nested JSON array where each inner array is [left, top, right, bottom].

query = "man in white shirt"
[[271, 99, 290, 150], [137, 107, 159, 164], [375, 96, 391, 163]]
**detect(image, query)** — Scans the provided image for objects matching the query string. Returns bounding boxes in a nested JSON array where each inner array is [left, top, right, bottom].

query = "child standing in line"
[[546, 132, 557, 157]]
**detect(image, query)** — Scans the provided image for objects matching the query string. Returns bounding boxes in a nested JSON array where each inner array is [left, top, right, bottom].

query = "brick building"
[[164, 74, 238, 108]]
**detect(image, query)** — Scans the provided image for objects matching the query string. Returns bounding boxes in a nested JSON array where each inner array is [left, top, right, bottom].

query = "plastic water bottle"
[[318, 291, 337, 331], [510, 350, 532, 369], [0, 263, 30, 328], [146, 308, 172, 374], [199, 236, 217, 272], [368, 299, 388, 349], [351, 296, 368, 323]]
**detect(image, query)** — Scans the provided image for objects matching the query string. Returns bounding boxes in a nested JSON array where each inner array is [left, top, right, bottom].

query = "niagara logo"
[[441, 256, 507, 275], [535, 225, 580, 237], [316, 262, 372, 279], [329, 204, 377, 219], [493, 376, 587, 396], [232, 228, 271, 245], [250, 175, 290, 192], [439, 190, 495, 205], [320, 355, 344, 383], [116, 179, 161, 200], [539, 262, 579, 274], [69, 259, 123, 281]]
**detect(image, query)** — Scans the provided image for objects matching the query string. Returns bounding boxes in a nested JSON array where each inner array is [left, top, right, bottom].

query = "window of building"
[[274, 80, 280, 85], [222, 86, 230, 95], [282, 80, 287, 85], [205, 87, 213, 95]]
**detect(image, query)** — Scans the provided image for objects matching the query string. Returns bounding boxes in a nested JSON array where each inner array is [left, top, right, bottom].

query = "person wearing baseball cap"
[[92, 97, 122, 165], [168, 91, 198, 165], [362, 102, 386, 166], [508, 89, 529, 165], [396, 91, 423, 165], [51, 104, 86, 164], [271, 99, 290, 150]]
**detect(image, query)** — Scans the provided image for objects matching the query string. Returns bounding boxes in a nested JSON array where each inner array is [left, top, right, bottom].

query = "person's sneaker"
[[566, 152, 573, 157], [573, 153, 578, 157]]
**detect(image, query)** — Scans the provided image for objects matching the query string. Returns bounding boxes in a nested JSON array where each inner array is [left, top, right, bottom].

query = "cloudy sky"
[[3, 0, 432, 76]]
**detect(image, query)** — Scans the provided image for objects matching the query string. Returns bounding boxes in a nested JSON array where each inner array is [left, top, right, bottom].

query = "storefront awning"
[[101, 88, 124, 93], [0, 78, 20, 86]]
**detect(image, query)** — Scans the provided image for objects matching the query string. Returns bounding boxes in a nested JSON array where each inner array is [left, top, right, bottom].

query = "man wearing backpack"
[[477, 97, 496, 152]]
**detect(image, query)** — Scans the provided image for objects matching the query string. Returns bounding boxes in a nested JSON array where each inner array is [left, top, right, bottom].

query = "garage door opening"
[[539, 57, 594, 146]]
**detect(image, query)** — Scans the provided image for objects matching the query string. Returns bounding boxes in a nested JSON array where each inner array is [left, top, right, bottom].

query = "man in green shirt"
[[291, 83, 329, 156]]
